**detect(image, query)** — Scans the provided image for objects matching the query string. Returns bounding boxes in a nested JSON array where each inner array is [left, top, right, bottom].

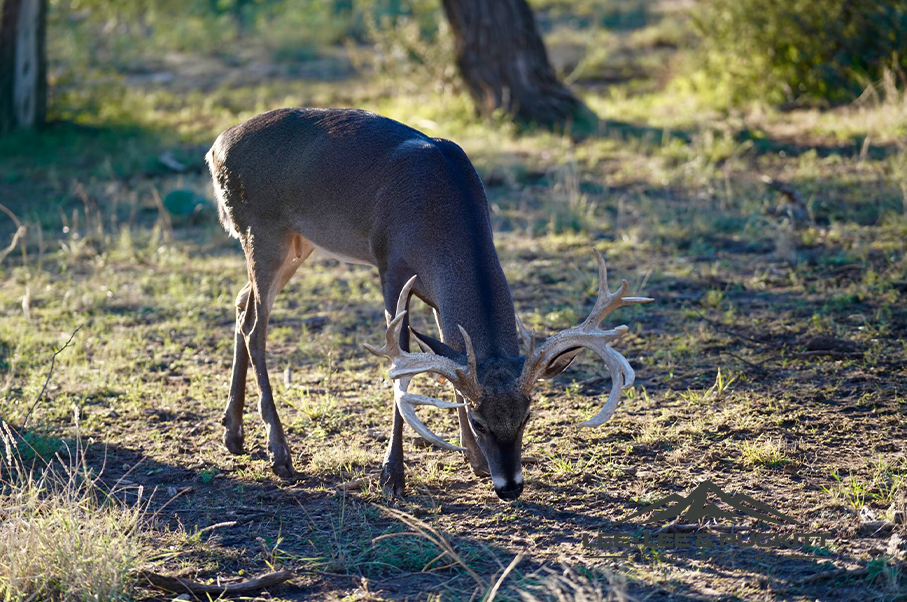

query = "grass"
[[738, 436, 789, 469], [1, 0, 906, 599], [0, 424, 147, 602]]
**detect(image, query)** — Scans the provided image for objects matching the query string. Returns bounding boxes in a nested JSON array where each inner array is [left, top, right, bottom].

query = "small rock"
[[859, 520, 895, 536], [802, 336, 859, 353], [366, 428, 387, 442]]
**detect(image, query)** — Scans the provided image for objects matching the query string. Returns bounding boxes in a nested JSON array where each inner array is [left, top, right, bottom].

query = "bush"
[[688, 0, 907, 106]]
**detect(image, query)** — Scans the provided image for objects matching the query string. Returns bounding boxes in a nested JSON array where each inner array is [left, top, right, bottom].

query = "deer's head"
[[365, 250, 652, 500]]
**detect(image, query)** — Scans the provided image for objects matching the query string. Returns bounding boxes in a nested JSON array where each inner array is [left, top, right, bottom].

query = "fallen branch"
[[22, 325, 83, 429], [791, 350, 863, 359], [795, 567, 868, 585], [693, 308, 780, 350], [138, 570, 294, 595]]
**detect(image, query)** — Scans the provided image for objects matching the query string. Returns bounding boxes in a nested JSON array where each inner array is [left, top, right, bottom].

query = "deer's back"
[[207, 108, 489, 267]]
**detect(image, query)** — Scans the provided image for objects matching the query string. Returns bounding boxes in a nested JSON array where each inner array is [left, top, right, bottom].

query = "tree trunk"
[[440, 0, 597, 136], [0, 0, 47, 136]]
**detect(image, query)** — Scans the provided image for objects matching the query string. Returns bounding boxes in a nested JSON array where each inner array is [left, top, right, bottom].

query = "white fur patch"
[[492, 475, 509, 491], [492, 471, 523, 491]]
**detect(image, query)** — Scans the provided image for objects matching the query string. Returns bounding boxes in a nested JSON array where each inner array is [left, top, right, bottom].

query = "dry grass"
[[0, 422, 147, 602], [517, 565, 629, 602]]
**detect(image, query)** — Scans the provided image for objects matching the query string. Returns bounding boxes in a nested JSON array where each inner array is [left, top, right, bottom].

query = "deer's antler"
[[364, 275, 482, 450], [518, 249, 653, 427]]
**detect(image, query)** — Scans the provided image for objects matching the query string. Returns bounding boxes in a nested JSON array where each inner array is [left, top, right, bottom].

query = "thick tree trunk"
[[0, 0, 47, 136], [440, 0, 597, 136]]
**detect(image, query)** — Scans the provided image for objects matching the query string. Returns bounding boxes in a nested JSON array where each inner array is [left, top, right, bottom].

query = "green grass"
[[738, 437, 790, 469]]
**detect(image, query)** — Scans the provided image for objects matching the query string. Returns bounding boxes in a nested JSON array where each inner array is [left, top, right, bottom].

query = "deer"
[[206, 108, 652, 500]]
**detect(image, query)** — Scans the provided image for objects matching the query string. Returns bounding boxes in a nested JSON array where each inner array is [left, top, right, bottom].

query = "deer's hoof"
[[271, 459, 296, 480], [223, 429, 245, 455], [268, 444, 296, 480], [380, 463, 405, 497]]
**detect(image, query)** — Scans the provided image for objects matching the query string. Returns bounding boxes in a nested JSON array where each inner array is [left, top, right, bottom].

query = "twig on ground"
[[378, 506, 487, 588], [21, 325, 84, 429], [485, 552, 523, 602], [0, 203, 26, 265], [795, 567, 869, 585], [154, 486, 195, 515], [722, 351, 770, 373], [138, 569, 294, 595], [693, 308, 780, 349], [196, 521, 238, 534], [791, 350, 863, 359]]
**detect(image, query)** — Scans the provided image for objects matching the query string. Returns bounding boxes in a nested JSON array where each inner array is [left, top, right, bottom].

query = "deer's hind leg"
[[229, 232, 313, 478], [223, 281, 254, 455]]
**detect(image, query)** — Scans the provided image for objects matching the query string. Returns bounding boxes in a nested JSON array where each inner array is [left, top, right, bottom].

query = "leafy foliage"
[[688, 0, 907, 105]]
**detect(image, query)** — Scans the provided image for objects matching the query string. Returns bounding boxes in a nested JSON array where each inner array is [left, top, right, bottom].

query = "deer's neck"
[[429, 252, 520, 361]]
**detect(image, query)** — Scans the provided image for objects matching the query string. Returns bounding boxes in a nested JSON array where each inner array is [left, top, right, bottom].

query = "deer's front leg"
[[380, 294, 411, 497], [381, 384, 407, 497], [223, 282, 252, 455]]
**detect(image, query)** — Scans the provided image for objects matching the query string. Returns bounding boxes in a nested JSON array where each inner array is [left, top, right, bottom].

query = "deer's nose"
[[494, 479, 523, 501]]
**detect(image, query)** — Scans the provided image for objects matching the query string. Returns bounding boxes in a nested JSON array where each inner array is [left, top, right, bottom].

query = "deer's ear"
[[410, 328, 467, 363], [537, 348, 582, 380]]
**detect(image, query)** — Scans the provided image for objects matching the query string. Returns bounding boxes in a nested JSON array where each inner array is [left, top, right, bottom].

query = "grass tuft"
[[738, 436, 789, 469], [0, 423, 147, 602], [517, 564, 628, 602]]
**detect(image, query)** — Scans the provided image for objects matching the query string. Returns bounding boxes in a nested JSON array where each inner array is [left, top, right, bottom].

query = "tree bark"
[[0, 0, 47, 136], [440, 0, 597, 136]]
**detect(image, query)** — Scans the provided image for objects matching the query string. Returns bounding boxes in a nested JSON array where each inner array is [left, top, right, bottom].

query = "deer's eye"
[[471, 418, 487, 434]]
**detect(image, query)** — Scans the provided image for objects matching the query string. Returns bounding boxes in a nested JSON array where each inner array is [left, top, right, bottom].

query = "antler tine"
[[394, 377, 465, 452], [577, 344, 635, 427], [583, 249, 654, 330], [457, 325, 477, 378], [395, 274, 417, 317], [363, 311, 407, 359], [454, 325, 482, 402], [364, 275, 482, 448], [517, 249, 654, 428]]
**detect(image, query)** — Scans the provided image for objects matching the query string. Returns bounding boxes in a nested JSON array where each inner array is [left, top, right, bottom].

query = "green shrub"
[[687, 0, 907, 106]]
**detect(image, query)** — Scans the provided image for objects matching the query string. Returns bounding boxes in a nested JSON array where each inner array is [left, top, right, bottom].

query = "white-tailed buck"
[[207, 108, 651, 500]]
